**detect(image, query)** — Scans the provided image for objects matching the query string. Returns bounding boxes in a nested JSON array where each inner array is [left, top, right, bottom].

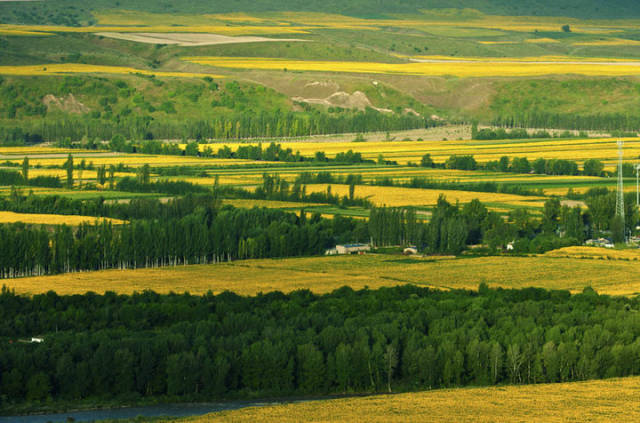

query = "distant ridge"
[[1, 0, 640, 25]]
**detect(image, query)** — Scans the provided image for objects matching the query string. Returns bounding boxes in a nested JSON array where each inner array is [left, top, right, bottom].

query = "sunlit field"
[[200, 137, 640, 169], [185, 56, 640, 77], [0, 64, 219, 78], [303, 183, 545, 208], [0, 211, 124, 225], [8, 252, 640, 297], [169, 377, 640, 423]]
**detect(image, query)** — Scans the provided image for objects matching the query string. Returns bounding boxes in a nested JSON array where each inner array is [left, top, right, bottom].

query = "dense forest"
[[2, 285, 640, 409]]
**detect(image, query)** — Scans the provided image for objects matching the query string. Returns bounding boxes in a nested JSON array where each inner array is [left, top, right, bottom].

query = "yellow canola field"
[[210, 137, 640, 168], [5, 155, 261, 168], [303, 184, 544, 207], [0, 211, 124, 226], [173, 377, 640, 423], [525, 37, 560, 43], [574, 39, 640, 46], [9, 253, 640, 297], [184, 56, 640, 77], [0, 146, 87, 155], [0, 64, 220, 79], [545, 246, 640, 260], [411, 55, 640, 63]]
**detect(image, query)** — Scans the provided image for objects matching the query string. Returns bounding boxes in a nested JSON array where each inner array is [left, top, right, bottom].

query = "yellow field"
[[525, 37, 560, 43], [0, 64, 220, 78], [3, 154, 263, 168], [545, 246, 640, 260], [205, 137, 640, 169], [9, 253, 640, 297], [173, 377, 640, 423], [477, 41, 516, 45], [184, 56, 640, 77], [0, 146, 88, 155], [0, 211, 124, 226], [574, 39, 640, 46], [303, 184, 545, 207], [411, 55, 640, 63]]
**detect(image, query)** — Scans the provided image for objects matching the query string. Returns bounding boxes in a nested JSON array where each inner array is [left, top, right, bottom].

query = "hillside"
[[2, 0, 640, 24]]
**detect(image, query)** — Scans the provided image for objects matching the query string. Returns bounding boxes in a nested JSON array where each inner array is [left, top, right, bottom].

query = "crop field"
[[2, 154, 266, 168], [544, 246, 640, 260], [205, 164, 605, 188], [0, 186, 161, 200], [171, 377, 640, 423], [0, 146, 86, 156], [303, 184, 545, 208], [184, 56, 640, 78], [203, 137, 640, 169], [0, 64, 219, 78], [0, 211, 124, 226], [8, 252, 640, 297]]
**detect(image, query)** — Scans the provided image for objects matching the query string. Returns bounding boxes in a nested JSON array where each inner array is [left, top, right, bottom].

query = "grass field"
[[170, 377, 640, 423], [0, 211, 124, 225], [8, 251, 640, 297]]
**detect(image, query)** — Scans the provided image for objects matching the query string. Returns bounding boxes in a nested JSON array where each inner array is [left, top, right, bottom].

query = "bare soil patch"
[[95, 32, 305, 47], [42, 93, 89, 114]]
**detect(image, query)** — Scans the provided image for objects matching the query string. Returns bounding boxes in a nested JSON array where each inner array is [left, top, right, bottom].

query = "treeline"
[[472, 125, 588, 141], [423, 153, 602, 177], [0, 192, 223, 221], [227, 173, 372, 209], [0, 169, 62, 188], [2, 285, 640, 408], [371, 175, 539, 196], [491, 112, 640, 132], [0, 206, 367, 278], [1, 109, 434, 144], [369, 192, 638, 253], [130, 139, 374, 165]]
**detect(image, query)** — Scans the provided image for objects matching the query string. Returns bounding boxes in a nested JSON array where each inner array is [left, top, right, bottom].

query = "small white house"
[[326, 244, 371, 255], [30, 337, 44, 343]]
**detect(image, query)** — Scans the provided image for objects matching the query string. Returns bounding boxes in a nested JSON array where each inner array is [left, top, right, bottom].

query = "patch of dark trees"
[[1, 284, 639, 408]]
